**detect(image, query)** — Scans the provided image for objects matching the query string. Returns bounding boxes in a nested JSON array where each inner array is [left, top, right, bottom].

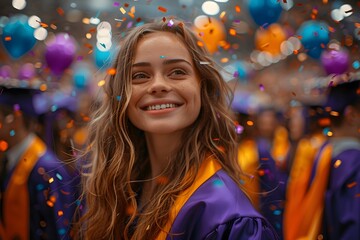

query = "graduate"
[[0, 84, 80, 240], [74, 18, 279, 240], [283, 79, 360, 240], [237, 106, 289, 239]]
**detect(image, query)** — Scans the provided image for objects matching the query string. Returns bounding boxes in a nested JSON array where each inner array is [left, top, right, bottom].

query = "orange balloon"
[[255, 24, 286, 55], [192, 15, 226, 54]]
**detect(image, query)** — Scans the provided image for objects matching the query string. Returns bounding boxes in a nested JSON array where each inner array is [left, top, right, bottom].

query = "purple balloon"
[[18, 63, 36, 80], [0, 65, 13, 78], [321, 48, 349, 75], [45, 33, 77, 76]]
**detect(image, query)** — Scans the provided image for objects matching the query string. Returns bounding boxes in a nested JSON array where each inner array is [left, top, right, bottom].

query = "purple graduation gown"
[[323, 140, 360, 240], [167, 169, 279, 240], [3, 143, 80, 240]]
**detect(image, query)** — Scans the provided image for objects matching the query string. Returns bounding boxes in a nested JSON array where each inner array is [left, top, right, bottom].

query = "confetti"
[[167, 19, 174, 27], [49, 177, 54, 183], [235, 5, 241, 13], [107, 68, 117, 75], [120, 7, 126, 14], [98, 80, 106, 87], [160, 55, 166, 58], [334, 159, 342, 168], [58, 210, 64, 216], [56, 7, 65, 16], [56, 173, 63, 181], [4, 36, 11, 41], [113, 2, 120, 7], [9, 130, 15, 137], [158, 6, 167, 13], [259, 84, 265, 91], [116, 96, 121, 101], [199, 61, 210, 65], [212, 179, 224, 187], [0, 140, 8, 152], [347, 182, 357, 188]]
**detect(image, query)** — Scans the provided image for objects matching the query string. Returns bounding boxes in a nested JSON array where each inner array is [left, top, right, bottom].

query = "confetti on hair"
[[167, 19, 174, 27], [107, 68, 117, 75], [156, 176, 169, 185], [98, 80, 105, 87], [259, 84, 265, 91], [160, 55, 166, 59], [334, 159, 342, 168], [116, 96, 121, 101], [158, 6, 167, 13], [197, 41, 204, 47], [199, 61, 210, 65]]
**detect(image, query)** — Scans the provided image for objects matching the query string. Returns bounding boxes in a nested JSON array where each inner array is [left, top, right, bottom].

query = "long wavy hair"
[[74, 18, 241, 240]]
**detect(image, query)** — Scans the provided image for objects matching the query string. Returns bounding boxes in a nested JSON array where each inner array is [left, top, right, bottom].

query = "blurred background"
[[0, 0, 359, 112]]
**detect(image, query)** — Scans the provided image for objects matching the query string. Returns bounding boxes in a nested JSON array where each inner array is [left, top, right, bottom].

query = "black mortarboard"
[[324, 79, 360, 114], [0, 86, 46, 117]]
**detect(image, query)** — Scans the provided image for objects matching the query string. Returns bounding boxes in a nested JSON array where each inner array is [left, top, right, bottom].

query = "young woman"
[[75, 18, 278, 240]]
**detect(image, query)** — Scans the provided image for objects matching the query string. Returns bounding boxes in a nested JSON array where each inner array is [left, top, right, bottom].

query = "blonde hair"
[[75, 18, 241, 240]]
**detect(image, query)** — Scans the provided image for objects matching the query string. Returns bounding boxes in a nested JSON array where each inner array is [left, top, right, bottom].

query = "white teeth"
[[146, 103, 177, 111]]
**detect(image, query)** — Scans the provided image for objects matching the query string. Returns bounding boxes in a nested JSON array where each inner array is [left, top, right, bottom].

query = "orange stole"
[[155, 156, 222, 240], [0, 136, 46, 240], [237, 139, 260, 209], [283, 135, 330, 240]]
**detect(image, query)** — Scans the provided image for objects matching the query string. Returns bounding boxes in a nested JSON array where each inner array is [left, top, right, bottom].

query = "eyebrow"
[[132, 59, 193, 68]]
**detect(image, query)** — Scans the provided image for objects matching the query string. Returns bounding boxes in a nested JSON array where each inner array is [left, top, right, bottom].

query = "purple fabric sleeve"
[[167, 170, 279, 240], [324, 149, 360, 240]]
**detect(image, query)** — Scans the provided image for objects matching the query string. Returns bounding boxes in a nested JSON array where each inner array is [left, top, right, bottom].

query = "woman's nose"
[[147, 74, 172, 94]]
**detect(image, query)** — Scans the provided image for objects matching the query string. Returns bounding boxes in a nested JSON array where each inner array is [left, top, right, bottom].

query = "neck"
[[145, 132, 182, 179]]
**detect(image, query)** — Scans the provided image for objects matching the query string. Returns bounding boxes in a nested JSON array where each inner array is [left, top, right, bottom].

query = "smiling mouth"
[[145, 103, 180, 111]]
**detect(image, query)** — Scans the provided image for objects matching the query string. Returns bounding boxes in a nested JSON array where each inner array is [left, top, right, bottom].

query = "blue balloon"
[[297, 20, 330, 59], [94, 47, 114, 70], [1, 15, 37, 59], [73, 66, 91, 90], [248, 0, 283, 27]]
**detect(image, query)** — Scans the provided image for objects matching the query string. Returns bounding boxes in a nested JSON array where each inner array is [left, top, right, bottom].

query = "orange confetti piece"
[[293, 50, 299, 55], [40, 22, 49, 28], [126, 205, 135, 215], [4, 36, 11, 41], [50, 24, 57, 30], [128, 12, 135, 18], [49, 177, 54, 183], [197, 41, 204, 47], [261, 158, 269, 161], [235, 5, 241, 13], [229, 28, 237, 36], [0, 140, 8, 152], [156, 176, 169, 185], [258, 169, 265, 176], [347, 182, 357, 188], [58, 210, 64, 216], [107, 68, 117, 75], [220, 58, 229, 63], [334, 159, 342, 168], [158, 6, 167, 13], [84, 43, 93, 50], [56, 7, 65, 16], [46, 200, 54, 207]]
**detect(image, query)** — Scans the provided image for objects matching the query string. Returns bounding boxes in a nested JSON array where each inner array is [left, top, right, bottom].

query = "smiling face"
[[127, 32, 201, 136]]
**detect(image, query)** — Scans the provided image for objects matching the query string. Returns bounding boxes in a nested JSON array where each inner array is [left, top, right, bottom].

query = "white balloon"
[[28, 15, 41, 29], [34, 27, 48, 41], [12, 0, 26, 10], [340, 4, 353, 17], [97, 21, 112, 31], [331, 9, 344, 22], [201, 1, 220, 16]]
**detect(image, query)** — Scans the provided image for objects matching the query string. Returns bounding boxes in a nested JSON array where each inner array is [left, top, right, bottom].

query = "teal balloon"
[[1, 15, 36, 59], [297, 20, 330, 59], [73, 65, 91, 90], [94, 47, 113, 70], [248, 0, 282, 27]]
